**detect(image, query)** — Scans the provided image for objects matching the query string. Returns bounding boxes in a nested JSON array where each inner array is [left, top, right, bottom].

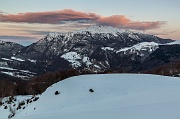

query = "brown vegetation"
[[0, 69, 79, 98], [1, 64, 180, 98], [143, 61, 180, 76]]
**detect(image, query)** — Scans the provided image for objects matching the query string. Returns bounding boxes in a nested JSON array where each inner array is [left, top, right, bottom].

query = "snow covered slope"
[[166, 40, 180, 45], [116, 42, 159, 56], [1, 74, 179, 119]]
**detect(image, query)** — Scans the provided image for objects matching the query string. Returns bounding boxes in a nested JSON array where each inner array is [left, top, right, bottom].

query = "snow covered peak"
[[75, 26, 123, 36], [47, 32, 61, 38], [40, 32, 61, 42], [44, 32, 74, 41], [46, 32, 63, 41], [40, 26, 124, 42]]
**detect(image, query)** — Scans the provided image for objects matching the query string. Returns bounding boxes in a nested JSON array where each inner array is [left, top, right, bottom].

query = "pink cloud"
[[0, 9, 165, 30], [96, 15, 165, 30], [0, 9, 99, 24], [124, 21, 166, 30], [97, 15, 131, 26]]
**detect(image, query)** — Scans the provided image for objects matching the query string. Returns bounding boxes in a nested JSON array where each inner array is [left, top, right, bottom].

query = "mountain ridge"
[[0, 26, 177, 79]]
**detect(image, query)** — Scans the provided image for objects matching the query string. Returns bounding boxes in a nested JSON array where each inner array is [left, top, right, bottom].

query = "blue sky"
[[0, 0, 180, 45]]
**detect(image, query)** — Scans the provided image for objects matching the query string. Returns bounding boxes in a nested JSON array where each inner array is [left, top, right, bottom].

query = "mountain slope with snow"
[[0, 40, 23, 57], [0, 26, 176, 79], [136, 44, 180, 71], [2, 74, 179, 119], [167, 40, 180, 45]]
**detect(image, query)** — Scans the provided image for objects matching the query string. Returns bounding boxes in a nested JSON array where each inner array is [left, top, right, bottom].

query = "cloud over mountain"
[[0, 9, 165, 31]]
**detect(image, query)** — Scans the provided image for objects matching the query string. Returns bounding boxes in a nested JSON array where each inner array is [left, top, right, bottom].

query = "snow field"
[[7, 74, 180, 119]]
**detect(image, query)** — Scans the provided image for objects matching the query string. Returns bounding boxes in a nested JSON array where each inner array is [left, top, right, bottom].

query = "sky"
[[0, 0, 180, 45]]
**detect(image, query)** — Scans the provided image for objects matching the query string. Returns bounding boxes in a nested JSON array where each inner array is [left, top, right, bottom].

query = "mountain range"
[[0, 26, 179, 79]]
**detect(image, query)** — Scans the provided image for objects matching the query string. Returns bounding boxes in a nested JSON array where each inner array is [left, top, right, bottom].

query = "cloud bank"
[[0, 9, 165, 31]]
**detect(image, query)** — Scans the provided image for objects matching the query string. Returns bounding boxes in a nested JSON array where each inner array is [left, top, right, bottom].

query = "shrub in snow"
[[8, 113, 14, 119], [16, 106, 21, 110], [7, 96, 13, 104], [13, 97, 17, 102], [17, 100, 25, 110], [89, 89, 94, 93], [33, 97, 39, 101], [5, 96, 16, 106], [19, 101, 25, 106], [29, 100, 32, 103], [7, 96, 16, 104], [31, 96, 35, 99], [4, 105, 8, 109], [26, 99, 30, 104], [8, 105, 16, 118], [55, 91, 60, 95], [173, 74, 180, 77]]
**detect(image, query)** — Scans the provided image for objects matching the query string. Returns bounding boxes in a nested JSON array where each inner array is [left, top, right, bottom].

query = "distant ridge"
[[0, 26, 177, 79]]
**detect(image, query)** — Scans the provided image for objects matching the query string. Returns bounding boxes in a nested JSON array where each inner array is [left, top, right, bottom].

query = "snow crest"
[[76, 26, 123, 36], [116, 42, 159, 53]]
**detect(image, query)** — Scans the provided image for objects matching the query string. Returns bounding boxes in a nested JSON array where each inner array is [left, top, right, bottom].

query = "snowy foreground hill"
[[1, 74, 180, 119]]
